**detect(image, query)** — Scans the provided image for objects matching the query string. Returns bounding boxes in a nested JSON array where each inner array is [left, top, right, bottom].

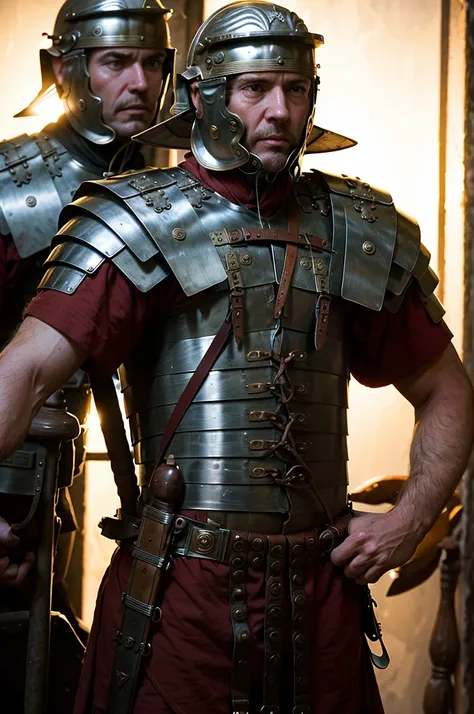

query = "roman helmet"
[[16, 0, 175, 145], [135, 0, 356, 179]]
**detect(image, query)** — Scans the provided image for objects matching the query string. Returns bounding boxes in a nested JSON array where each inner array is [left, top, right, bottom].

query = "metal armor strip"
[[135, 430, 348, 462], [119, 329, 347, 386], [122, 368, 348, 415], [128, 401, 347, 441], [137, 459, 348, 488]]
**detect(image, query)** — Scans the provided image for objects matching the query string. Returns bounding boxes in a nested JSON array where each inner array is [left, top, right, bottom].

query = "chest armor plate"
[[120, 188, 350, 528]]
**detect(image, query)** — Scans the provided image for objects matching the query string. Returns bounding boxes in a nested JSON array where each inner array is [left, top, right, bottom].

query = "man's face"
[[88, 47, 166, 139], [226, 72, 312, 173]]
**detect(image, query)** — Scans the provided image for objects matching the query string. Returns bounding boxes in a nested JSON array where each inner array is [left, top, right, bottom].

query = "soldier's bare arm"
[[331, 343, 474, 583], [0, 316, 86, 461], [0, 316, 86, 585]]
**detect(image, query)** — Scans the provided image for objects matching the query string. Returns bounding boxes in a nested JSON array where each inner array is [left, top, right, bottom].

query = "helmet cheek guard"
[[134, 1, 356, 179]]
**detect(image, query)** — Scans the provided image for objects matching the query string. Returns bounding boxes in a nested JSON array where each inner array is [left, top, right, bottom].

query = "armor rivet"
[[295, 594, 306, 606], [229, 119, 238, 133], [267, 675, 277, 684], [291, 557, 302, 568], [251, 537, 263, 551], [251, 555, 263, 567], [277, 56, 284, 65], [26, 196, 37, 208], [239, 630, 250, 642], [233, 569, 245, 582], [238, 659, 248, 668], [36, 486, 40, 492], [233, 607, 245, 621], [232, 556, 243, 567], [92, 25, 103, 36], [295, 634, 306, 646], [300, 257, 311, 270], [78, 99, 86, 111], [270, 560, 281, 573], [269, 606, 281, 619], [322, 240, 329, 248], [233, 540, 245, 552], [292, 543, 303, 555], [270, 582, 282, 595], [269, 629, 281, 644], [297, 653, 307, 666], [142, 567, 147, 574], [214, 51, 225, 63], [205, 58, 213, 68], [209, 125, 219, 140], [306, 537, 316, 548], [251, 467, 265, 478], [292, 573, 304, 585], [270, 653, 281, 665], [232, 587, 244, 600], [271, 544, 282, 556], [172, 227, 186, 241], [38, 461, 43, 467], [235, 149, 241, 156], [125, 637, 135, 649], [239, 252, 252, 265], [362, 240, 376, 255]]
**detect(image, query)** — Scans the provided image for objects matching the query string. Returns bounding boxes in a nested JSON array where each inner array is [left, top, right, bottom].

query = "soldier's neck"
[[43, 114, 145, 176]]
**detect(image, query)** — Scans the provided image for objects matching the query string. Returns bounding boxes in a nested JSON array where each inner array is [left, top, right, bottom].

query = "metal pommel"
[[149, 454, 183, 504]]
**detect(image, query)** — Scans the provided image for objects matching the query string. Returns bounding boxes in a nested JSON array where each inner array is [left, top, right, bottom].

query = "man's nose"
[[266, 86, 290, 121], [128, 63, 148, 92]]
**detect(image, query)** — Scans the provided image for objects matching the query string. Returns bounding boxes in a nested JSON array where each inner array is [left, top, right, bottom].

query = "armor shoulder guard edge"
[[39, 192, 170, 295], [310, 169, 444, 320], [0, 132, 65, 258], [72, 166, 227, 296], [383, 208, 445, 323], [312, 169, 397, 311]]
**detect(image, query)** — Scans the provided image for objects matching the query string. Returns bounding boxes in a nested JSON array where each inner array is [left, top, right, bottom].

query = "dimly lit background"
[[0, 1, 466, 712]]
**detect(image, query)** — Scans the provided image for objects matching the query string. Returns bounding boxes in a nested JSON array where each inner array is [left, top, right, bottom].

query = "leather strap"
[[153, 317, 232, 472], [314, 294, 332, 350], [261, 534, 286, 713], [242, 228, 330, 252], [90, 373, 139, 516], [274, 196, 300, 320], [288, 534, 312, 714], [229, 532, 251, 714]]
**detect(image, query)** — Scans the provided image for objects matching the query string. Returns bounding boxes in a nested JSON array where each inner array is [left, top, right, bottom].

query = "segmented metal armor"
[[39, 164, 443, 530]]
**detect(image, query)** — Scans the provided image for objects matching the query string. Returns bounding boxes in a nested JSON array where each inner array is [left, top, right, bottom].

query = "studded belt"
[[170, 513, 349, 564]]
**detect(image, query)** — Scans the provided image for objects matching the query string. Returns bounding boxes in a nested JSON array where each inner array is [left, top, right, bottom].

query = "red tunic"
[[25, 158, 452, 714]]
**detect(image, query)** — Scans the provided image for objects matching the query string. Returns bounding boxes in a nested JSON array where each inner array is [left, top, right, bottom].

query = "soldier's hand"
[[330, 509, 419, 584], [0, 516, 35, 586]]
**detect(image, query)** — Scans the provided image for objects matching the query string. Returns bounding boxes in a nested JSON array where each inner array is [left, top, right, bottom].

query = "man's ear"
[[189, 82, 203, 118], [51, 57, 64, 87]]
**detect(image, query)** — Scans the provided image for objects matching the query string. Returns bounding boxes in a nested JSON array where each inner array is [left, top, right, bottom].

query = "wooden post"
[[423, 543, 461, 714]]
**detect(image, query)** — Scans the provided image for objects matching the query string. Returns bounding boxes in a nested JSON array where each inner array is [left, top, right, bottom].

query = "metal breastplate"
[[120, 191, 349, 529]]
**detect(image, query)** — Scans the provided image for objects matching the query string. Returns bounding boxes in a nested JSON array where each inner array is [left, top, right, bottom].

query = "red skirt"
[[74, 546, 384, 714]]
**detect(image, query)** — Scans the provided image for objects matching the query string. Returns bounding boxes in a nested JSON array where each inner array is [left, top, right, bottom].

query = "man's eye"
[[245, 84, 262, 92], [107, 60, 123, 70], [146, 59, 164, 70]]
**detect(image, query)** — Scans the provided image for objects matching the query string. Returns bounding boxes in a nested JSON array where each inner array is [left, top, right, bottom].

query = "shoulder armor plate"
[[72, 167, 227, 296], [314, 170, 397, 310], [0, 131, 99, 258]]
